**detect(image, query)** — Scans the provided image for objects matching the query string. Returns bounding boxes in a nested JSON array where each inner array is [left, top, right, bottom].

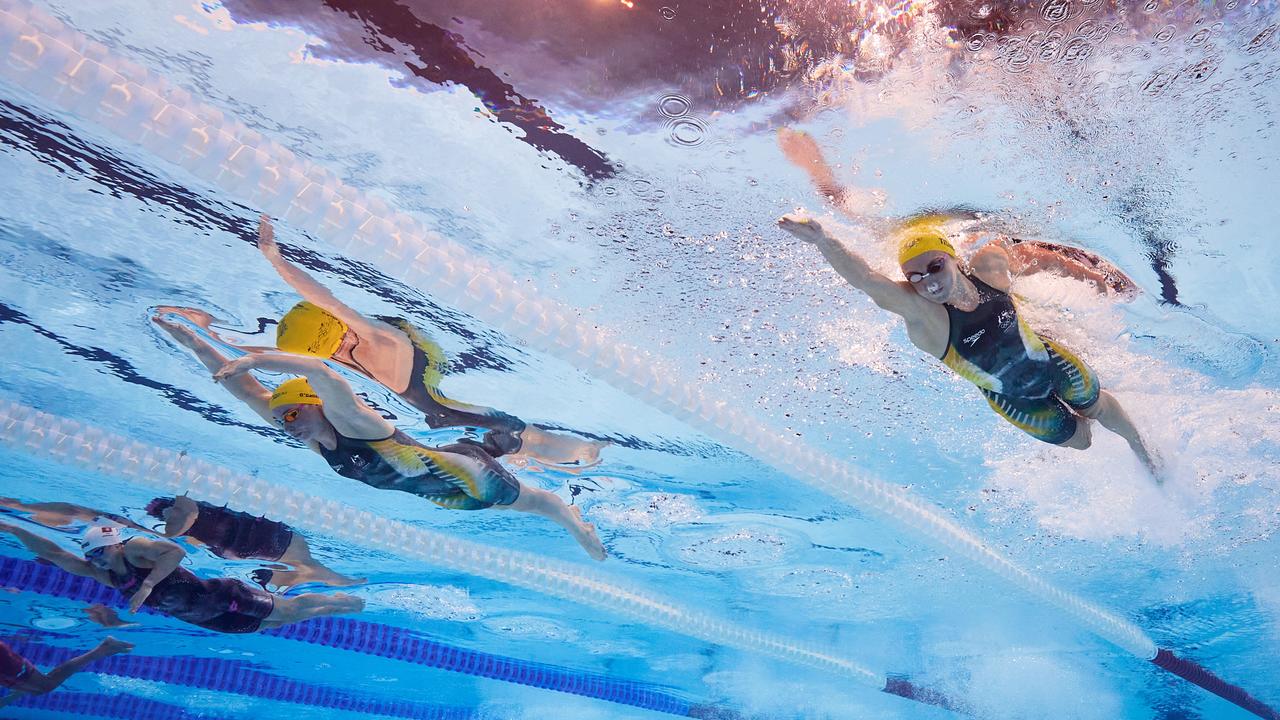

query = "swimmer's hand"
[[128, 582, 154, 613], [777, 128, 823, 168], [777, 213, 828, 244], [151, 313, 200, 344], [257, 214, 279, 259], [214, 352, 324, 382]]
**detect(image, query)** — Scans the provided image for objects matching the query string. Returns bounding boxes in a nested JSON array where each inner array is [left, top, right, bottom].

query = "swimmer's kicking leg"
[[515, 427, 609, 468], [1079, 391, 1163, 483], [493, 486, 606, 561], [258, 592, 365, 629]]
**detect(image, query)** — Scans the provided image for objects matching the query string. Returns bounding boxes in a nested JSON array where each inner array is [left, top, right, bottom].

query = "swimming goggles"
[[906, 257, 948, 284]]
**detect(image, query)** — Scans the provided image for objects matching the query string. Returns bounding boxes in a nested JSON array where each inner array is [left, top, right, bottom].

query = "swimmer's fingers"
[[777, 127, 819, 156], [257, 214, 278, 256], [151, 314, 201, 346], [212, 355, 258, 381], [216, 352, 318, 380], [777, 213, 824, 242]]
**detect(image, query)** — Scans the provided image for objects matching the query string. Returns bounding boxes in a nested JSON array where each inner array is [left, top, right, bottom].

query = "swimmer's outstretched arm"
[[778, 214, 919, 317], [215, 353, 391, 440], [777, 129, 892, 231], [0, 499, 149, 533], [256, 215, 385, 339], [153, 314, 276, 425], [0, 521, 111, 584], [778, 128, 848, 207]]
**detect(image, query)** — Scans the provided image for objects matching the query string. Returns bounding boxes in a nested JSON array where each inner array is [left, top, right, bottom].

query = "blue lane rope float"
[[0, 3, 1273, 717], [7, 638, 480, 720], [0, 558, 701, 717], [8, 690, 226, 720]]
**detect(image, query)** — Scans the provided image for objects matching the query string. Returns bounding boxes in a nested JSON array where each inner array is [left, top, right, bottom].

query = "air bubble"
[[658, 93, 691, 118], [659, 6, 676, 20], [1041, 0, 1074, 23], [666, 117, 707, 146], [1060, 37, 1092, 64]]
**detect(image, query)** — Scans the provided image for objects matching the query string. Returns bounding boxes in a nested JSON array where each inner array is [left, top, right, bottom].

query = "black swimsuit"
[[185, 502, 293, 562], [107, 540, 274, 633], [941, 275, 1055, 398], [940, 274, 1101, 445]]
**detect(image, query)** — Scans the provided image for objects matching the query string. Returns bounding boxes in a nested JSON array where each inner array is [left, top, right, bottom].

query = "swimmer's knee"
[[1077, 391, 1111, 419], [1057, 419, 1092, 450]]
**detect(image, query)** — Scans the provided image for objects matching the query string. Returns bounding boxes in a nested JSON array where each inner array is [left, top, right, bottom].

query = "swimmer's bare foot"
[[517, 428, 611, 468], [777, 128, 829, 176], [95, 636, 135, 656], [1138, 445, 1166, 487], [269, 567, 366, 590], [84, 604, 136, 628], [328, 593, 365, 613], [568, 505, 607, 561]]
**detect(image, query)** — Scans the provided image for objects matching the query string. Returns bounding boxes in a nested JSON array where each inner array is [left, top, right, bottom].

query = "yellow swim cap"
[[277, 301, 348, 358], [268, 377, 323, 411], [897, 216, 957, 266]]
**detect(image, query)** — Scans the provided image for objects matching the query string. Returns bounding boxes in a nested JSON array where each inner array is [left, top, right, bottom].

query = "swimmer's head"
[[144, 497, 175, 519], [81, 524, 125, 566], [277, 302, 349, 358], [898, 217, 959, 304], [269, 377, 328, 441], [897, 216, 957, 266]]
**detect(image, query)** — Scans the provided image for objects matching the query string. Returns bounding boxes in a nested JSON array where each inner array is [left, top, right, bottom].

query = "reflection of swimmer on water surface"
[[777, 213, 1164, 483], [1, 496, 361, 591], [0, 634, 132, 709], [777, 128, 1140, 298], [144, 496, 363, 590], [0, 522, 362, 633], [0, 497, 148, 534], [152, 315, 606, 561], [165, 215, 605, 468]]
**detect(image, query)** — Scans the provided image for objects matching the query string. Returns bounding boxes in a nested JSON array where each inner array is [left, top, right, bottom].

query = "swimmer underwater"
[[0, 522, 362, 634], [152, 314, 606, 561], [1, 495, 361, 590], [0, 635, 132, 708], [778, 213, 1162, 482]]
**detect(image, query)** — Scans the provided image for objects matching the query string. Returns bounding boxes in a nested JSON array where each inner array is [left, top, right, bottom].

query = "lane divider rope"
[[1, 3, 1274, 717]]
